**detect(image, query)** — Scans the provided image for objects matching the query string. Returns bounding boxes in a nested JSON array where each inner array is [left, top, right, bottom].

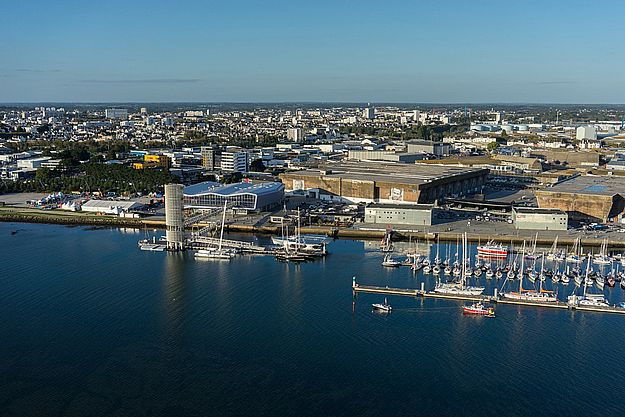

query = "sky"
[[1, 0, 624, 103]]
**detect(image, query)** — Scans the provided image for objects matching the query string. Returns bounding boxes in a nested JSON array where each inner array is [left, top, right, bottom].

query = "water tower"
[[165, 183, 185, 250]]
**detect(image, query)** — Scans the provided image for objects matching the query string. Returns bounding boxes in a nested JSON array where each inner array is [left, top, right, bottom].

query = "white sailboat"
[[546, 236, 564, 262], [566, 238, 585, 263], [568, 254, 610, 308], [195, 200, 234, 260], [434, 233, 485, 296], [501, 242, 557, 303], [593, 239, 612, 265]]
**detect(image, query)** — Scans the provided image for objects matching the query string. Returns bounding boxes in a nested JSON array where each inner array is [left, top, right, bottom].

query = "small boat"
[[382, 254, 402, 268], [593, 239, 612, 265], [372, 297, 392, 313], [195, 249, 234, 260], [463, 302, 495, 317]]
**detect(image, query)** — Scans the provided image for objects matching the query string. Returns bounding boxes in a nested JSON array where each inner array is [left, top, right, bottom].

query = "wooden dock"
[[352, 283, 625, 315]]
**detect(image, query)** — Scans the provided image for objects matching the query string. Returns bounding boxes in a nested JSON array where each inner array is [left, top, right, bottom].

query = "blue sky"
[[1, 0, 624, 103]]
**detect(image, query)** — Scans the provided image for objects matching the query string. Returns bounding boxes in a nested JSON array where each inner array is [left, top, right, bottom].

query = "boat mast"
[[519, 241, 526, 293], [460, 232, 467, 289], [218, 199, 227, 253], [584, 254, 591, 298]]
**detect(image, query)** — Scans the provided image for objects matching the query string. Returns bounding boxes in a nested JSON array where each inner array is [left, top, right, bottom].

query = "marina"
[[3, 221, 625, 417]]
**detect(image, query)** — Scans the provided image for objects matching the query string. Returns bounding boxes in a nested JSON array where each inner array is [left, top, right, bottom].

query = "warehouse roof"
[[542, 175, 625, 196], [184, 181, 284, 197], [513, 207, 566, 215], [367, 203, 434, 210], [284, 161, 487, 187]]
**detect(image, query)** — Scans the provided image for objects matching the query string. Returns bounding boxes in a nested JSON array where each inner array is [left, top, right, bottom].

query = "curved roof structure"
[[183, 181, 284, 211], [184, 181, 284, 197]]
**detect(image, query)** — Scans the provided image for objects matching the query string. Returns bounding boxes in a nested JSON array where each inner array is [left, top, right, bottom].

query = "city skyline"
[[2, 0, 625, 103]]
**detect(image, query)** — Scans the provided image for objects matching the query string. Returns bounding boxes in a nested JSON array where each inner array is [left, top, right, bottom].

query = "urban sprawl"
[[2, 104, 625, 238]]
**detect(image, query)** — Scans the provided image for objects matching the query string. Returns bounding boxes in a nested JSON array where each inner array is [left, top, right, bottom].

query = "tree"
[[487, 141, 500, 152], [250, 159, 266, 172]]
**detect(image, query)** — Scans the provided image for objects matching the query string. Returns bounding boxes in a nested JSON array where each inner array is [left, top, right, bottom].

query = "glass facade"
[[184, 193, 257, 210]]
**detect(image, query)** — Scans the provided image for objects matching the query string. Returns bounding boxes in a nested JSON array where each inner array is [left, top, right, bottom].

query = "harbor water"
[[1, 222, 624, 417]]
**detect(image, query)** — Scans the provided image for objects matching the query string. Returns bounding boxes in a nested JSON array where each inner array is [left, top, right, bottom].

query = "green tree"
[[250, 159, 266, 172], [487, 141, 500, 152]]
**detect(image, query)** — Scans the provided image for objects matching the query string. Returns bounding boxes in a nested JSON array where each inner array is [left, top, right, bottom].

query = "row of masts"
[[380, 233, 625, 306]]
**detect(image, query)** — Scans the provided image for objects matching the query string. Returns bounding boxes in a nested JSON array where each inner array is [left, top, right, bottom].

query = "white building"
[[576, 125, 597, 140], [362, 107, 375, 120], [287, 127, 304, 142], [17, 157, 51, 169], [220, 149, 248, 173], [512, 207, 568, 231], [105, 108, 128, 120]]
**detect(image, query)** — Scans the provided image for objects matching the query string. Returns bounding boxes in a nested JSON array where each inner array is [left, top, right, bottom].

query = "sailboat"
[[382, 253, 402, 267], [434, 233, 485, 296], [525, 233, 542, 260], [568, 254, 610, 308], [500, 242, 557, 303], [566, 238, 585, 263], [546, 236, 564, 262], [195, 200, 234, 260], [593, 239, 612, 265]]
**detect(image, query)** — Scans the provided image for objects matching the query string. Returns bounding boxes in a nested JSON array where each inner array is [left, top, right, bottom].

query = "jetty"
[[352, 281, 625, 315]]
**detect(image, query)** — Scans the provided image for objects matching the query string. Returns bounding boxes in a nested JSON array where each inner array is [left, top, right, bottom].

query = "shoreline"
[[2, 207, 625, 248]]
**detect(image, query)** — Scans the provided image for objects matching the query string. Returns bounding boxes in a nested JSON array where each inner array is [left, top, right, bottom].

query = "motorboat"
[[463, 302, 495, 317], [372, 297, 392, 313]]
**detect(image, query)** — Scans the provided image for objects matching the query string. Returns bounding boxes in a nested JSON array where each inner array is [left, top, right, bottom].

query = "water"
[[1, 223, 624, 417]]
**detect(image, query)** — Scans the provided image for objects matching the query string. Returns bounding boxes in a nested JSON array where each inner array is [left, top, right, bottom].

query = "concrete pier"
[[352, 282, 625, 315]]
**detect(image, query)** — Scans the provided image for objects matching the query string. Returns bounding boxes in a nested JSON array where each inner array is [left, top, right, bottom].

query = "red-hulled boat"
[[477, 240, 508, 259], [463, 302, 495, 317]]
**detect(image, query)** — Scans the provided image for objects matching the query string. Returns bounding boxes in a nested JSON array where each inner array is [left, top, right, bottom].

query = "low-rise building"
[[364, 203, 432, 226], [406, 140, 450, 156], [512, 207, 568, 231]]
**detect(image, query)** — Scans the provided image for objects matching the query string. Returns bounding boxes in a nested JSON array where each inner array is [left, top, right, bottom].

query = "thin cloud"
[[15, 68, 61, 73], [537, 81, 575, 85], [81, 78, 202, 84]]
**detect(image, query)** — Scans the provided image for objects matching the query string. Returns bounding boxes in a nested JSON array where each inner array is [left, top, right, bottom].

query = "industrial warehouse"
[[183, 181, 284, 212], [536, 176, 625, 223], [279, 161, 488, 204]]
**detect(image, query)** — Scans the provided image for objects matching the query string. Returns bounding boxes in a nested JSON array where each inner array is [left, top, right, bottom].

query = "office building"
[[105, 108, 128, 120], [220, 149, 248, 173], [287, 128, 304, 142], [363, 107, 375, 120]]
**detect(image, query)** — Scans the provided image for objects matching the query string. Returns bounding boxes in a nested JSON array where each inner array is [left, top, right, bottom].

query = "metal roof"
[[543, 175, 625, 196], [184, 181, 284, 197]]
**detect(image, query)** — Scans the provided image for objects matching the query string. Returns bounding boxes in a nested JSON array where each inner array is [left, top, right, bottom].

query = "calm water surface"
[[1, 223, 624, 417]]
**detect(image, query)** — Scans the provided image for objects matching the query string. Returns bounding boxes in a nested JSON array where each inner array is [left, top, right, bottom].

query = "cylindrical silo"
[[165, 183, 185, 251]]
